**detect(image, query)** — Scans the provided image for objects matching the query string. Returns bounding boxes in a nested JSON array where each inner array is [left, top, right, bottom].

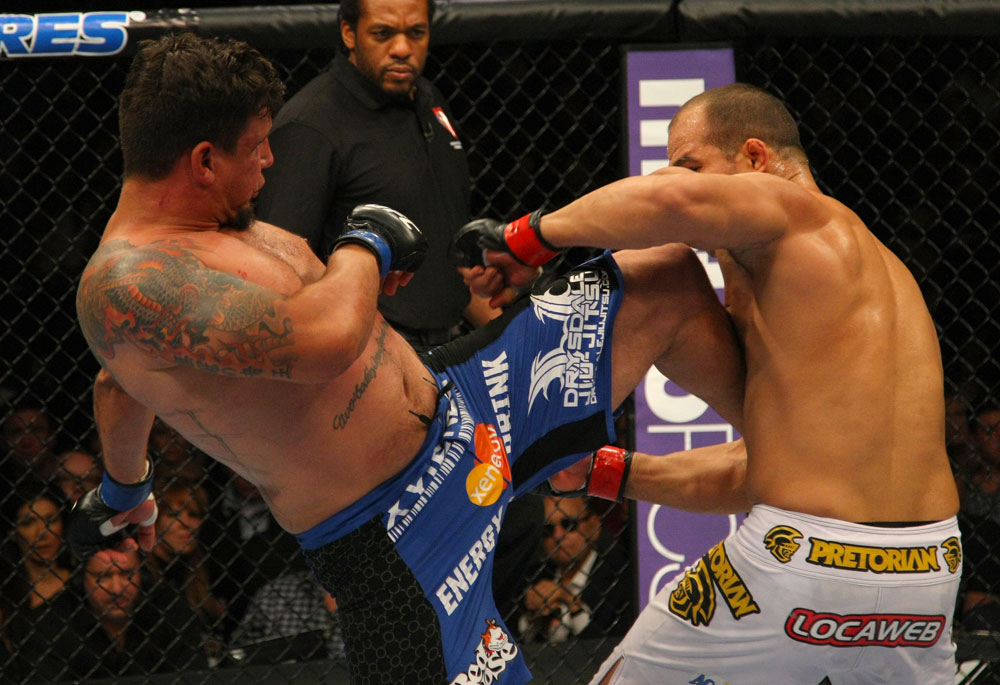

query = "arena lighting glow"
[[0, 12, 140, 57]]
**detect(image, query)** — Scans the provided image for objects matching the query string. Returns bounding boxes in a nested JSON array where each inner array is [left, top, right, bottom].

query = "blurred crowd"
[[0, 396, 640, 681], [4, 382, 997, 681]]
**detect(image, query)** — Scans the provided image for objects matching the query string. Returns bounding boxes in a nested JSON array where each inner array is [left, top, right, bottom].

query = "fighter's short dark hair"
[[678, 83, 807, 162], [119, 32, 285, 179]]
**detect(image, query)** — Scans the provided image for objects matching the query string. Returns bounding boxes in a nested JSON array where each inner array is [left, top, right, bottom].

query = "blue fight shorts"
[[297, 252, 624, 684]]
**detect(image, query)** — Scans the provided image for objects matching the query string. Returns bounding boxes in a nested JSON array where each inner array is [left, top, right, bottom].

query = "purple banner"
[[625, 47, 736, 178], [633, 367, 743, 609], [623, 46, 738, 610]]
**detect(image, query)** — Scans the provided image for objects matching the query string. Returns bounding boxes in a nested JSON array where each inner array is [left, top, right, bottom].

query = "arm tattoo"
[[76, 240, 296, 377], [332, 321, 389, 430]]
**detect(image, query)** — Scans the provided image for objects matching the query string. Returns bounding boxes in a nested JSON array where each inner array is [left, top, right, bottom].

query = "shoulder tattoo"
[[76, 240, 296, 377]]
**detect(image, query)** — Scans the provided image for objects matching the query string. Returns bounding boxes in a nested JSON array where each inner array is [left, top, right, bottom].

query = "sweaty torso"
[[721, 194, 958, 522], [79, 220, 437, 533]]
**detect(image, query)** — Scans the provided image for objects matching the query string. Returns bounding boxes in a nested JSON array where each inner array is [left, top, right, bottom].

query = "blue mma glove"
[[334, 204, 428, 279]]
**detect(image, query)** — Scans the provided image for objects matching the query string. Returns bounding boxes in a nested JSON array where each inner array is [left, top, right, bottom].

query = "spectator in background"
[[230, 568, 345, 662], [946, 389, 980, 495], [968, 402, 1000, 498], [55, 449, 102, 505], [958, 401, 1000, 629], [494, 494, 546, 624], [35, 549, 209, 680], [255, 0, 540, 619], [517, 496, 634, 644], [2, 402, 60, 487], [147, 477, 227, 637], [202, 473, 306, 635], [0, 484, 76, 682]]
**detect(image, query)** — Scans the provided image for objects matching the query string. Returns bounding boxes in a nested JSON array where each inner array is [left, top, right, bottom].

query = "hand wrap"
[[450, 209, 559, 268], [334, 204, 428, 279], [548, 446, 633, 502]]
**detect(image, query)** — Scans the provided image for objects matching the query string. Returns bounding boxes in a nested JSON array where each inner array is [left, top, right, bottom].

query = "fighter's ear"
[[340, 20, 355, 53], [742, 138, 770, 172], [189, 141, 215, 185]]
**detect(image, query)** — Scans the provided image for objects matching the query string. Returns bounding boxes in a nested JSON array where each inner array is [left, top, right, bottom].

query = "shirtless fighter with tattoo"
[[67, 34, 744, 684], [458, 83, 961, 684]]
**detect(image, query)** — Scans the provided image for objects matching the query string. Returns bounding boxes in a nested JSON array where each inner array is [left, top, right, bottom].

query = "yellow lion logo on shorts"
[[942, 536, 962, 574], [669, 557, 717, 626], [763, 525, 803, 563]]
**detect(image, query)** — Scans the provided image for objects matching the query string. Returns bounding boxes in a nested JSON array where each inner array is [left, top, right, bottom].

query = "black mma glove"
[[546, 445, 633, 502], [333, 204, 428, 279], [450, 209, 561, 268], [67, 459, 157, 559]]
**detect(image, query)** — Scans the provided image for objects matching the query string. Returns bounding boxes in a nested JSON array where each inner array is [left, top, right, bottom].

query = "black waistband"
[[388, 320, 461, 351], [859, 520, 939, 528]]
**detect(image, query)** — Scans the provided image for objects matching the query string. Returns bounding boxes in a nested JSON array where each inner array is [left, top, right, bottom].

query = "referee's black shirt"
[[257, 54, 473, 332]]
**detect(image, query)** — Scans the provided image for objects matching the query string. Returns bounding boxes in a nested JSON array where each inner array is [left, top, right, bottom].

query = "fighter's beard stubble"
[[222, 203, 256, 231]]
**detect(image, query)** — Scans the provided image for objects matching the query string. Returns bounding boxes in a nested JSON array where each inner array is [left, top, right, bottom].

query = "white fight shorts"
[[593, 505, 962, 685]]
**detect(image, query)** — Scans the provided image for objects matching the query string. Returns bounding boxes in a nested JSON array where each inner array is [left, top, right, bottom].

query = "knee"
[[637, 241, 698, 269], [660, 243, 709, 284], [624, 243, 716, 302]]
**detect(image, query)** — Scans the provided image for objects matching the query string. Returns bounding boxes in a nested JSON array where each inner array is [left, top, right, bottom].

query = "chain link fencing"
[[1, 2, 998, 682]]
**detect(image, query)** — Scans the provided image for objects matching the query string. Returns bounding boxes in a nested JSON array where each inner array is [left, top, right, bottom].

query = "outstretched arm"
[[453, 169, 814, 306], [550, 439, 750, 514], [625, 440, 750, 514], [540, 168, 797, 253]]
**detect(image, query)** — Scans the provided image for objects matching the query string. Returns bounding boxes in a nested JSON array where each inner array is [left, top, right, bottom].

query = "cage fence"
[[1, 2, 998, 682]]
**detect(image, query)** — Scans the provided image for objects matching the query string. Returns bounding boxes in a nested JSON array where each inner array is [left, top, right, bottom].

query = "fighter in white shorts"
[[593, 505, 961, 685], [460, 83, 962, 684]]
